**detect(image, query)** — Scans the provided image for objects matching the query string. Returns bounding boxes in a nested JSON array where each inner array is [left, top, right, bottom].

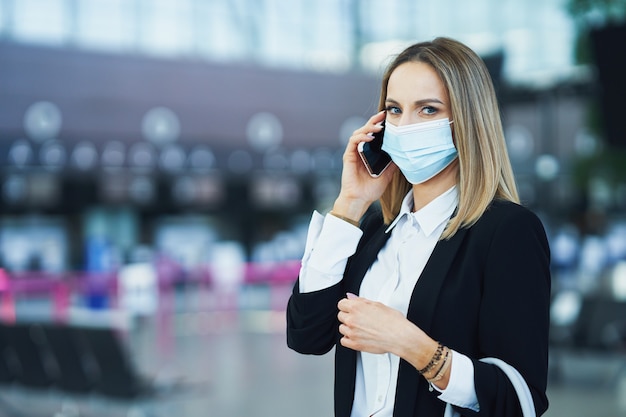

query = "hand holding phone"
[[357, 120, 392, 177]]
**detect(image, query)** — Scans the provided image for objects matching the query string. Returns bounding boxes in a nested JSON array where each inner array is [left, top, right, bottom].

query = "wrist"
[[331, 197, 370, 223], [329, 211, 360, 227], [417, 342, 444, 375], [394, 320, 437, 367]]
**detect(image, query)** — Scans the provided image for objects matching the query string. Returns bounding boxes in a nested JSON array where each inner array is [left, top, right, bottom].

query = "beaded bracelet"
[[427, 346, 451, 383], [418, 342, 444, 375]]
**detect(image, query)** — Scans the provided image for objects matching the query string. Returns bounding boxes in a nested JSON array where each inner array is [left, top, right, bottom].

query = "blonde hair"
[[378, 37, 519, 239]]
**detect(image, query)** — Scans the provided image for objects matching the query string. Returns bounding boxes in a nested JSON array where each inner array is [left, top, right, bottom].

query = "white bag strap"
[[443, 357, 536, 417]]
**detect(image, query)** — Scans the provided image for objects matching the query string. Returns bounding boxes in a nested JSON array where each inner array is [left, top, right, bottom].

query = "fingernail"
[[346, 292, 358, 299]]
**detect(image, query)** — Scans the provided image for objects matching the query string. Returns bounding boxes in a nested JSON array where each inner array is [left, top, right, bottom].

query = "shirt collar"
[[385, 186, 459, 236]]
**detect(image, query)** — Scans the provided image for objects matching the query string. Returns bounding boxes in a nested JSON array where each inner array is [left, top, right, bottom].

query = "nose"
[[397, 114, 418, 127]]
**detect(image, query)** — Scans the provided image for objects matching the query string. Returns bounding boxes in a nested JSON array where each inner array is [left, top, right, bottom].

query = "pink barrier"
[[0, 271, 119, 323], [0, 259, 301, 320], [0, 269, 15, 322], [269, 259, 301, 285], [242, 260, 300, 310], [244, 260, 300, 286], [1, 271, 70, 322]]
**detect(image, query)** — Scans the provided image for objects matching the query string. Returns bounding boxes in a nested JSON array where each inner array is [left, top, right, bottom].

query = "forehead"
[[386, 61, 447, 101]]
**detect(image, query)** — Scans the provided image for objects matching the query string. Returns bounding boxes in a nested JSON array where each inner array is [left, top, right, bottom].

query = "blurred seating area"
[[0, 226, 303, 416], [548, 219, 626, 402]]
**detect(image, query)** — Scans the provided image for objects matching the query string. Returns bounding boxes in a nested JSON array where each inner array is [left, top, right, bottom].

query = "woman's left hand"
[[338, 293, 446, 386], [337, 293, 416, 355]]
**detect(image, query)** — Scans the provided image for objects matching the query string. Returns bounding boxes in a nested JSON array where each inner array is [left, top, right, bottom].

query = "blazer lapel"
[[344, 221, 391, 294], [394, 227, 468, 416], [335, 220, 392, 417], [407, 227, 468, 331]]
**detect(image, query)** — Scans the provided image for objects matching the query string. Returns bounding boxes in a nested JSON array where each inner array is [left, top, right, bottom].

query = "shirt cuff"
[[433, 350, 480, 412], [298, 211, 363, 293]]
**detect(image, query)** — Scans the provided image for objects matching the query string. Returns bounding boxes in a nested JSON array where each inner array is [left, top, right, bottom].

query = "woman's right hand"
[[332, 111, 397, 221]]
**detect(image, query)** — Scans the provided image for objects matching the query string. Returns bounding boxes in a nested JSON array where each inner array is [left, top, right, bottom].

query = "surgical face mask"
[[381, 118, 457, 184]]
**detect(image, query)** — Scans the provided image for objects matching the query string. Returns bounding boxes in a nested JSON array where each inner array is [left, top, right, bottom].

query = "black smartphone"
[[357, 120, 391, 177]]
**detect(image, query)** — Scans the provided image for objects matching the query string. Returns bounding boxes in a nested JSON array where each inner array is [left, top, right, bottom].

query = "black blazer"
[[287, 200, 551, 417]]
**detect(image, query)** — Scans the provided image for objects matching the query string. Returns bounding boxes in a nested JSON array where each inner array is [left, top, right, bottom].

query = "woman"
[[286, 37, 550, 417]]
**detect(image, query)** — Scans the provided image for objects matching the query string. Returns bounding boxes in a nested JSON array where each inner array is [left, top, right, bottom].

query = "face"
[[384, 61, 451, 127]]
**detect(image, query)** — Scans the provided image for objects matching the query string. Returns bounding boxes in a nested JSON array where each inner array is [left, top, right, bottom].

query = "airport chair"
[[0, 326, 26, 417], [76, 325, 209, 403], [572, 297, 626, 351], [77, 326, 161, 399], [0, 324, 14, 384], [40, 323, 97, 394], [1, 322, 55, 389]]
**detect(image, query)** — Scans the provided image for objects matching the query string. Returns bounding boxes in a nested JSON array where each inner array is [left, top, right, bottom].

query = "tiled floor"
[[2, 286, 626, 417]]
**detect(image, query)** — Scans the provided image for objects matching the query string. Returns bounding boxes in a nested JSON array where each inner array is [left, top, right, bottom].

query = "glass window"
[[75, 0, 135, 51], [12, 0, 70, 45], [0, 0, 7, 36], [262, 0, 303, 67], [137, 0, 194, 57], [0, 0, 579, 83], [202, 1, 257, 62]]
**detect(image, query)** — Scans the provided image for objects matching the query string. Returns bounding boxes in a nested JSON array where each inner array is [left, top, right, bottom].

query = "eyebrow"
[[385, 98, 446, 106]]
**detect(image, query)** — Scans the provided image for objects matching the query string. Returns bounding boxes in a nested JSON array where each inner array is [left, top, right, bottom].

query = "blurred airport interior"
[[0, 0, 626, 416]]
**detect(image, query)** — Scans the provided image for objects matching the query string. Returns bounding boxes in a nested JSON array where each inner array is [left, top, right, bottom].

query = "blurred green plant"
[[567, 0, 626, 63], [568, 0, 626, 20], [566, 0, 626, 204], [572, 148, 626, 191]]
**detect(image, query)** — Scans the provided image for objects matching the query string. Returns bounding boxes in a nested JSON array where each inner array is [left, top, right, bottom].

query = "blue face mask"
[[381, 118, 458, 184]]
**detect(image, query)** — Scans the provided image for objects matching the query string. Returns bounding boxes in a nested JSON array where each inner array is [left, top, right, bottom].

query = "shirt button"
[[378, 395, 383, 402]]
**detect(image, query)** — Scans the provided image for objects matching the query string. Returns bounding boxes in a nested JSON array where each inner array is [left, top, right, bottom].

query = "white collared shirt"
[[299, 186, 479, 416]]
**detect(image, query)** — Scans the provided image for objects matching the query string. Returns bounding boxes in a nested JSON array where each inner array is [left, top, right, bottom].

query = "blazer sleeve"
[[458, 204, 551, 417], [286, 279, 344, 355], [286, 210, 384, 355]]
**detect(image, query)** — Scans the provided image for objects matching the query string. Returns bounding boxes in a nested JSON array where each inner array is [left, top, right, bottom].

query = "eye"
[[420, 106, 437, 115], [385, 105, 401, 115]]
